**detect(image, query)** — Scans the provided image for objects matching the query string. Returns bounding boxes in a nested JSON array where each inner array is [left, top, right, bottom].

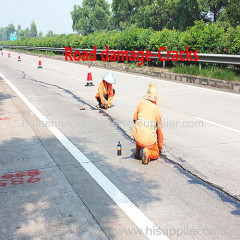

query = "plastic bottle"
[[117, 141, 122, 156]]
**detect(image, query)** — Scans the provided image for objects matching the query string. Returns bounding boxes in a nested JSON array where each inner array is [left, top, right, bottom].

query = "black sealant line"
[[19, 70, 240, 208]]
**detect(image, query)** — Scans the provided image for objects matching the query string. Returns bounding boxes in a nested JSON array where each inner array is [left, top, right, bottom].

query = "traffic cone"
[[37, 56, 42, 69], [8, 53, 10, 58], [85, 65, 94, 86], [1, 51, 3, 55], [18, 53, 21, 62]]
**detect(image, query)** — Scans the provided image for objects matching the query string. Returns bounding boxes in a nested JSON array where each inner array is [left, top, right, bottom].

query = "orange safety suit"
[[95, 80, 114, 107], [132, 99, 163, 160]]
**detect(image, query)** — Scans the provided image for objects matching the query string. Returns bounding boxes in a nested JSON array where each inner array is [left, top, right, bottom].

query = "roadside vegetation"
[[170, 65, 240, 81], [1, 21, 240, 55]]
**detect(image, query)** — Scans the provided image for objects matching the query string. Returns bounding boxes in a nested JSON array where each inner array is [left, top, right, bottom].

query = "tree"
[[1, 24, 16, 40], [0, 28, 3, 41], [217, 0, 240, 27], [197, 0, 227, 22], [168, 0, 205, 30], [17, 25, 21, 32], [45, 30, 55, 38], [29, 20, 38, 38], [18, 30, 25, 39], [132, 0, 173, 31], [24, 28, 30, 38], [111, 0, 134, 30], [38, 31, 44, 38], [71, 0, 111, 35]]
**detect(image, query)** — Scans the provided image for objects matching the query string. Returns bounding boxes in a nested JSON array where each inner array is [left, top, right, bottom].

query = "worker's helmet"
[[102, 72, 116, 84]]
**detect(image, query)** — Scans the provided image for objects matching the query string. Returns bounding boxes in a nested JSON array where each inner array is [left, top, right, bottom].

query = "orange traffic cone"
[[37, 56, 42, 69], [85, 65, 94, 86], [8, 53, 10, 58], [18, 53, 21, 62]]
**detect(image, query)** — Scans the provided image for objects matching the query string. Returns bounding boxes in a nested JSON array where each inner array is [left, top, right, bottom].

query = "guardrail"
[[3, 45, 240, 66]]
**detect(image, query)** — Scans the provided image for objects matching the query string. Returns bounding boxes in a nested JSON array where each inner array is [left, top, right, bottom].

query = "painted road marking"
[[194, 117, 240, 134], [0, 71, 170, 240], [69, 76, 86, 83], [0, 117, 11, 120], [0, 170, 41, 187]]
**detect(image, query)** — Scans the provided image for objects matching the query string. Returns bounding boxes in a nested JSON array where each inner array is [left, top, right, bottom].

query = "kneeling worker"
[[132, 82, 163, 165], [95, 72, 116, 109]]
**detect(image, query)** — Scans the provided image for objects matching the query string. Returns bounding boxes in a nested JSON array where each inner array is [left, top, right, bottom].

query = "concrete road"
[[0, 50, 240, 240]]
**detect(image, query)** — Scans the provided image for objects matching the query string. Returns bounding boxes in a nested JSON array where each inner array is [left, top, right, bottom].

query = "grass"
[[125, 61, 142, 68], [170, 65, 240, 81]]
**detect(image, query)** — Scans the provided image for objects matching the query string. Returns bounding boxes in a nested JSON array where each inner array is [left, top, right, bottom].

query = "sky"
[[0, 0, 111, 35]]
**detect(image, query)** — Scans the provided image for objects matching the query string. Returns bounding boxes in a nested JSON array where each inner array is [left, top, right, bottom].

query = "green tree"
[[132, 0, 170, 31], [24, 27, 30, 38], [17, 25, 21, 32], [218, 0, 240, 27], [29, 20, 38, 38], [168, 0, 205, 30], [0, 27, 4, 41], [45, 30, 55, 38], [1, 24, 16, 40], [111, 0, 135, 30], [198, 0, 227, 22], [71, 0, 111, 35], [18, 30, 25, 40], [112, 0, 204, 31], [38, 31, 44, 38]]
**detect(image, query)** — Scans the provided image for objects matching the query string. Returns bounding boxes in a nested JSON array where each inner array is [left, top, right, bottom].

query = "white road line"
[[69, 76, 86, 83], [194, 117, 240, 134], [0, 71, 170, 240]]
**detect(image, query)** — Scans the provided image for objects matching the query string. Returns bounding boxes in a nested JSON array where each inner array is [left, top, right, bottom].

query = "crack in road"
[[18, 70, 240, 206]]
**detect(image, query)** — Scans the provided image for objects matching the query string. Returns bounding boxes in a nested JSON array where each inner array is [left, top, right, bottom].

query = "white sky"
[[0, 0, 112, 34]]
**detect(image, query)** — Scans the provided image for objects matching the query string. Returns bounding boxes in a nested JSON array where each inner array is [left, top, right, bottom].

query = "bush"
[[180, 20, 226, 53], [149, 28, 174, 51], [136, 28, 154, 50], [118, 26, 144, 50], [1, 21, 239, 54]]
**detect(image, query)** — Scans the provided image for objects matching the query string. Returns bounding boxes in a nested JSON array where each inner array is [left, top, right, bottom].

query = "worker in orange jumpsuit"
[[132, 82, 163, 165], [95, 72, 116, 109]]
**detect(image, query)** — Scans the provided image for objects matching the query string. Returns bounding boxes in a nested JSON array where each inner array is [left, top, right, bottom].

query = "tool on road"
[[79, 106, 85, 110], [85, 65, 94, 86], [18, 53, 21, 62], [117, 141, 122, 156], [8, 53, 10, 58], [38, 56, 42, 69]]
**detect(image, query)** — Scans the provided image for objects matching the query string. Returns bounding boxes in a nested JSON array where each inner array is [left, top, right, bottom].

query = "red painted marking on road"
[[153, 54, 157, 57], [0, 180, 8, 187], [2, 174, 14, 179], [0, 117, 11, 120], [0, 170, 41, 187]]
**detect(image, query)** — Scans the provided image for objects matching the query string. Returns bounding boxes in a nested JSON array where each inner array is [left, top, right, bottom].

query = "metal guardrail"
[[4, 45, 240, 66]]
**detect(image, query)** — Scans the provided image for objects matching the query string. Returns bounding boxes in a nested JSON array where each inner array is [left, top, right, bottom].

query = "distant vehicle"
[[0, 44, 2, 51]]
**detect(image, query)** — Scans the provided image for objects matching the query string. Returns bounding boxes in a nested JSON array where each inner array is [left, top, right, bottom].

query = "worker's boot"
[[142, 148, 150, 165], [135, 150, 141, 160]]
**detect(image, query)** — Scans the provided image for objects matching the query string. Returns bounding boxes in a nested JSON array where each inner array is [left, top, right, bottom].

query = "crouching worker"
[[132, 82, 163, 165], [95, 72, 116, 109]]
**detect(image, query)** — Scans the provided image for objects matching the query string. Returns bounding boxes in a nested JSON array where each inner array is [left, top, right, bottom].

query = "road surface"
[[0, 50, 239, 240]]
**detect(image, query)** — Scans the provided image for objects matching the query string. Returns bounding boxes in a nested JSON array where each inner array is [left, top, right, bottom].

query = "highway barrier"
[[3, 46, 240, 66]]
